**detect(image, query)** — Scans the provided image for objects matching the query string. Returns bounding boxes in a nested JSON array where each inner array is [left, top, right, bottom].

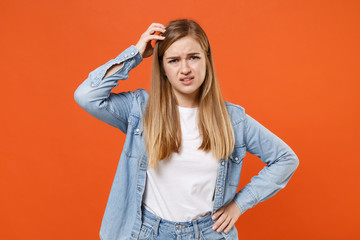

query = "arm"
[[74, 23, 166, 133], [212, 113, 299, 233], [73, 45, 143, 133], [233, 113, 300, 214]]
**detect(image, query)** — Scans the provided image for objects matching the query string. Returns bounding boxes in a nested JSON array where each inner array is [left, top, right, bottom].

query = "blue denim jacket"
[[74, 45, 299, 240]]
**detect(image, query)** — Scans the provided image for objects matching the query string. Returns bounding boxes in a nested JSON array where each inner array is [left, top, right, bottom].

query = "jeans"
[[139, 205, 238, 240]]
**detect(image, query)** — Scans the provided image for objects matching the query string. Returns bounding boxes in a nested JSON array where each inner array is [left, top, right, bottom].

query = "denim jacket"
[[74, 45, 299, 240]]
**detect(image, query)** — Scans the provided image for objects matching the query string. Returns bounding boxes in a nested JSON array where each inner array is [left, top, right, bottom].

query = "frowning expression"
[[162, 36, 206, 106]]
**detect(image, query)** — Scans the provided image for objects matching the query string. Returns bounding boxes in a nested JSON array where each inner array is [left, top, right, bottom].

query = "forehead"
[[164, 36, 203, 56]]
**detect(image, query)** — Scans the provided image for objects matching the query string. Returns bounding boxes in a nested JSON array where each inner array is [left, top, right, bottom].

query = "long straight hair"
[[143, 19, 235, 169]]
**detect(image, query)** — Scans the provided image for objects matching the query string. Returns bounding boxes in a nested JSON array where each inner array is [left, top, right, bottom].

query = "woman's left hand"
[[211, 200, 242, 234]]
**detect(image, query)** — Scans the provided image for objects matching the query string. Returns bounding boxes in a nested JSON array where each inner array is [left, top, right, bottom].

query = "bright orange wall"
[[1, 0, 359, 239]]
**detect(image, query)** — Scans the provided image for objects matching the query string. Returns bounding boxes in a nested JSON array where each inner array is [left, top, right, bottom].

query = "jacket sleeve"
[[74, 45, 143, 134], [233, 113, 299, 214]]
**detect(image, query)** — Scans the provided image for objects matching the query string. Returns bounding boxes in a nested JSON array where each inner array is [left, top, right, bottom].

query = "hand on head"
[[135, 23, 166, 58]]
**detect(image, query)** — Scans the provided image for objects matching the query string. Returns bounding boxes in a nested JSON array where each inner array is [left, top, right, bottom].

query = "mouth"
[[179, 76, 194, 85], [180, 76, 194, 82]]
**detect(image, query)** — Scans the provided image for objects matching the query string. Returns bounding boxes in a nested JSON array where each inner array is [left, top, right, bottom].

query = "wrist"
[[135, 43, 144, 57]]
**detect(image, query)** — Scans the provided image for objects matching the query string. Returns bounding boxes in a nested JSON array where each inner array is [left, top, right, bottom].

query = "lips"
[[180, 76, 194, 81]]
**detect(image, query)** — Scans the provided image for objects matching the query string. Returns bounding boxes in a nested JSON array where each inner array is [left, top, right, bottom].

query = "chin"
[[179, 89, 198, 95]]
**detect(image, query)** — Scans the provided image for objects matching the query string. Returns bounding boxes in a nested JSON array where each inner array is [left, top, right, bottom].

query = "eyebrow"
[[165, 52, 201, 60]]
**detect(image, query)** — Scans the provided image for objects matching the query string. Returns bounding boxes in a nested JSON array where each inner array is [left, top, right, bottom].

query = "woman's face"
[[162, 36, 206, 107]]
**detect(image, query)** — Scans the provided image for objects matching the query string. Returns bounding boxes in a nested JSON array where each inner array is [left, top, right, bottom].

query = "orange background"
[[1, 0, 359, 239]]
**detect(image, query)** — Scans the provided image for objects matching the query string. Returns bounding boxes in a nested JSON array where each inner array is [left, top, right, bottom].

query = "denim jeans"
[[139, 205, 238, 240]]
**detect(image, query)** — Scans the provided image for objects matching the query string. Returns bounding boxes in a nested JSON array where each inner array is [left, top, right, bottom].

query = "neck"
[[175, 96, 199, 108], [173, 90, 200, 108]]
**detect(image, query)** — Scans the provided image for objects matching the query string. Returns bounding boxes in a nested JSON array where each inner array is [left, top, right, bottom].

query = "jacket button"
[[235, 157, 239, 161], [124, 54, 128, 57], [136, 129, 140, 132], [221, 161, 225, 165], [132, 233, 136, 237], [141, 163, 145, 168], [138, 187, 142, 191], [131, 52, 135, 55], [218, 187, 223, 192]]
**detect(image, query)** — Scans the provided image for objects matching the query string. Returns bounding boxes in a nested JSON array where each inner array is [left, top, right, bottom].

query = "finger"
[[151, 22, 166, 28], [211, 208, 224, 220], [223, 219, 235, 234], [147, 27, 166, 35], [212, 212, 227, 231], [148, 23, 166, 30], [144, 35, 165, 42], [216, 216, 231, 233]]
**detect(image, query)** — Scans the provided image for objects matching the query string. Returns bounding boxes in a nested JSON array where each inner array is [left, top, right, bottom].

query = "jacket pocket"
[[229, 145, 246, 163], [227, 145, 246, 186], [125, 114, 145, 161], [128, 114, 143, 136]]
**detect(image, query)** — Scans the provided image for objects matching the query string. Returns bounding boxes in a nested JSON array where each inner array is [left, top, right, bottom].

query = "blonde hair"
[[143, 19, 235, 169]]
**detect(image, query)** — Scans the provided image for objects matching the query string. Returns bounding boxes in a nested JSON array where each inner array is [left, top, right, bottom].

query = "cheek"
[[197, 61, 207, 78], [163, 64, 175, 76], [162, 64, 168, 75], [163, 66, 178, 84]]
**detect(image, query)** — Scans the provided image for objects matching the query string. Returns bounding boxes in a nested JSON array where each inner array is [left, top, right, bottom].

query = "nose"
[[180, 60, 191, 75]]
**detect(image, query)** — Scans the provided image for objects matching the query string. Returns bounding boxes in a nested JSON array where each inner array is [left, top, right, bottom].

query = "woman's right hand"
[[135, 23, 166, 58]]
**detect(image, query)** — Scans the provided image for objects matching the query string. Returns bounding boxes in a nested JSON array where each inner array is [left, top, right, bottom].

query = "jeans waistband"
[[141, 205, 215, 237]]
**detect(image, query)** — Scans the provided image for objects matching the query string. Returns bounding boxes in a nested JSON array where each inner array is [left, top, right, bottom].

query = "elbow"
[[289, 149, 300, 173], [74, 83, 106, 113], [277, 148, 299, 174], [74, 86, 85, 107], [295, 155, 300, 169], [74, 85, 92, 109]]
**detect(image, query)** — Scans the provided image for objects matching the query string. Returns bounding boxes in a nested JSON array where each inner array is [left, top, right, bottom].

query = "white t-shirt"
[[142, 105, 219, 222]]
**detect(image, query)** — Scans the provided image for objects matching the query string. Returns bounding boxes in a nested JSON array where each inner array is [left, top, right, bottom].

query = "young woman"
[[74, 19, 299, 240]]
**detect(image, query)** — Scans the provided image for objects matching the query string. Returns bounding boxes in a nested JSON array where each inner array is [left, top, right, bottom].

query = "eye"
[[190, 56, 200, 60], [168, 59, 178, 63]]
